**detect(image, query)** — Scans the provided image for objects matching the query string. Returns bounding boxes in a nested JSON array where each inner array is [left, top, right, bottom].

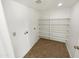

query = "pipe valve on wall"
[[24, 31, 28, 35]]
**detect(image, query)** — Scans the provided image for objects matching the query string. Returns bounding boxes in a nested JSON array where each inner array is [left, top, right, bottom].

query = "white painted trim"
[[40, 36, 66, 43], [65, 42, 72, 58], [50, 38, 66, 43], [21, 38, 39, 58]]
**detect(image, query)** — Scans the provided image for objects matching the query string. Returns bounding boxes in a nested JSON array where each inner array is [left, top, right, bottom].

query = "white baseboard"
[[21, 38, 39, 58], [65, 42, 72, 58], [50, 38, 66, 43], [39, 36, 50, 39], [40, 36, 66, 43]]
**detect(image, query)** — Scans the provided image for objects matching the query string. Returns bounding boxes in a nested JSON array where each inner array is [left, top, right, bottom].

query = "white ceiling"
[[14, 0, 78, 11]]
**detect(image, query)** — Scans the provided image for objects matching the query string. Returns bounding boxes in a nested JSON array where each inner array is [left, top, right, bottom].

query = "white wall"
[[40, 8, 72, 19], [0, 0, 15, 57], [66, 1, 79, 57], [39, 8, 71, 42], [2, 0, 39, 57]]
